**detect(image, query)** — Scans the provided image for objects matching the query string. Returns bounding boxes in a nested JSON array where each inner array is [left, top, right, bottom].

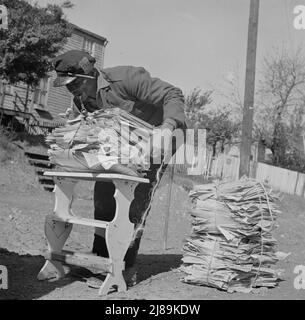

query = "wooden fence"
[[208, 154, 305, 198], [256, 162, 305, 197], [207, 153, 305, 197], [175, 143, 305, 198]]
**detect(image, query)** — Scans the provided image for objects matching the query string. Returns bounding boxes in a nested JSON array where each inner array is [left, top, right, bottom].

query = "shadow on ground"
[[135, 253, 182, 283], [0, 248, 78, 300], [0, 250, 182, 300]]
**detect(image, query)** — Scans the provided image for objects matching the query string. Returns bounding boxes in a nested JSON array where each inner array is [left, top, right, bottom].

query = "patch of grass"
[[0, 125, 18, 163], [0, 125, 44, 192]]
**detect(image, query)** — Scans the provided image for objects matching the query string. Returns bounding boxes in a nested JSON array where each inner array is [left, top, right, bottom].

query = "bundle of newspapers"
[[180, 178, 289, 293], [46, 108, 153, 176]]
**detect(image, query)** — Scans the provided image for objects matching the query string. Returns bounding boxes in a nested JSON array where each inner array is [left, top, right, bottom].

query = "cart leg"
[[98, 180, 138, 296], [98, 267, 126, 296], [38, 179, 76, 281], [53, 178, 77, 219], [38, 216, 73, 280]]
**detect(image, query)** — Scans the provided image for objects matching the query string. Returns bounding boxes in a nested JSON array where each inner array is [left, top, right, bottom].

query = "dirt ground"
[[0, 157, 305, 300]]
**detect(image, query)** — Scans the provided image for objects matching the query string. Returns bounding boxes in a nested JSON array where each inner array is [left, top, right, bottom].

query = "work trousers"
[[92, 162, 167, 268]]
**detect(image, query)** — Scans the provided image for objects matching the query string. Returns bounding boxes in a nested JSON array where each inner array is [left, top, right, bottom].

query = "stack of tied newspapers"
[[180, 178, 289, 293], [46, 108, 153, 176]]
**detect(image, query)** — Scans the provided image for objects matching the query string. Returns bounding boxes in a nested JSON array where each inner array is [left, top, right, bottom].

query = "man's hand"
[[148, 119, 177, 163]]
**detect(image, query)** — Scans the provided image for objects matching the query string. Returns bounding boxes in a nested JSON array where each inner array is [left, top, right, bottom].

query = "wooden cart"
[[37, 171, 149, 296]]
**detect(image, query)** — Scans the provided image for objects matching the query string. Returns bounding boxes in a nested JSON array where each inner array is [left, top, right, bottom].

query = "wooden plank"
[[274, 166, 285, 191], [256, 162, 300, 195], [43, 185, 54, 192], [222, 156, 230, 179], [294, 173, 300, 195], [44, 250, 113, 273], [256, 162, 270, 184], [271, 166, 280, 190], [286, 170, 298, 195], [41, 182, 55, 188], [44, 171, 149, 183], [28, 159, 52, 166], [216, 154, 224, 178], [50, 215, 109, 229], [233, 156, 240, 181], [223, 155, 239, 181], [255, 162, 262, 181], [301, 174, 305, 198], [0, 107, 31, 119], [25, 151, 49, 160], [38, 176, 54, 182], [295, 173, 305, 197]]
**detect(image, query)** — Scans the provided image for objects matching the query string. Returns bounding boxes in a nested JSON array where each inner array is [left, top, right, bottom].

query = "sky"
[[34, 0, 305, 102]]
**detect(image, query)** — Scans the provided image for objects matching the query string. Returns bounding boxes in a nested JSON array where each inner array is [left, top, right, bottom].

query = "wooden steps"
[[24, 150, 55, 191], [37, 175, 54, 182], [35, 167, 47, 174], [28, 158, 53, 167], [25, 151, 49, 160]]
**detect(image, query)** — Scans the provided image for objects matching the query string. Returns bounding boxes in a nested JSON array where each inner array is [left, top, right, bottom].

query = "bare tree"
[[211, 66, 244, 124], [185, 88, 240, 156], [255, 47, 305, 166]]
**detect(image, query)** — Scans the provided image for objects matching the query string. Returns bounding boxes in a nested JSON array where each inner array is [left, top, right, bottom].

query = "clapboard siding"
[[65, 32, 84, 51], [94, 43, 105, 69], [0, 93, 14, 111], [0, 83, 33, 113], [47, 70, 73, 118], [46, 32, 85, 120]]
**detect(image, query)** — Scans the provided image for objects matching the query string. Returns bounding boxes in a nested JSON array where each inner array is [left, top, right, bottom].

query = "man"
[[52, 50, 186, 287]]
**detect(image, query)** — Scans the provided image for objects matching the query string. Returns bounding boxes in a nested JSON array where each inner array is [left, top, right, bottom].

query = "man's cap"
[[52, 50, 96, 87]]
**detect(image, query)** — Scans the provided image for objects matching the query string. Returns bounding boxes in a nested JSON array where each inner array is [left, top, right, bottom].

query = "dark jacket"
[[75, 66, 186, 128]]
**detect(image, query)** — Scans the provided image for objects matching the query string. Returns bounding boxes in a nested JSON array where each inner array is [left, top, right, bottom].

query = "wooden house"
[[0, 24, 108, 135]]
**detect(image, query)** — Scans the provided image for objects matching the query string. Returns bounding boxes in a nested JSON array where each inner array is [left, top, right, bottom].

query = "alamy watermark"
[[96, 126, 207, 174], [0, 265, 8, 290], [293, 265, 305, 290], [293, 5, 305, 29]]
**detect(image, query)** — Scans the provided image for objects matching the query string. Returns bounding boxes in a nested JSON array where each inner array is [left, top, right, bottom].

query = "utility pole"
[[239, 0, 260, 178]]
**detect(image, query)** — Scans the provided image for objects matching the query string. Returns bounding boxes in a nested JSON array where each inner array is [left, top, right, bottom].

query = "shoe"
[[123, 266, 138, 287], [86, 276, 105, 289], [68, 266, 93, 279]]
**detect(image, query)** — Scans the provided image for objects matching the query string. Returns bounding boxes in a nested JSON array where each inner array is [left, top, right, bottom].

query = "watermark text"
[[0, 5, 8, 30], [0, 265, 8, 290]]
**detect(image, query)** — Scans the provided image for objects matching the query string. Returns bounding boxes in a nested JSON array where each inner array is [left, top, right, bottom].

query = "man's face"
[[66, 77, 90, 97], [66, 74, 98, 110]]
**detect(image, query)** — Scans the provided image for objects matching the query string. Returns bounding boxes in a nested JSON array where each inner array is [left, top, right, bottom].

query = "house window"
[[4, 83, 11, 94], [32, 77, 49, 108], [0, 81, 15, 95], [83, 39, 96, 57]]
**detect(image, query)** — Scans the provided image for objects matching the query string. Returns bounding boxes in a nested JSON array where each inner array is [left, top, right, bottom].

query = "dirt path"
[[1, 162, 305, 300]]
